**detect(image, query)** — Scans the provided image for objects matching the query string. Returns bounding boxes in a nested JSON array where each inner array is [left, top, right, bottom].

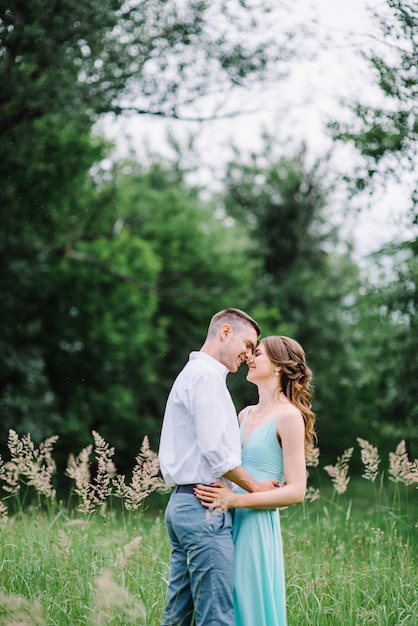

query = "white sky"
[[102, 0, 413, 261]]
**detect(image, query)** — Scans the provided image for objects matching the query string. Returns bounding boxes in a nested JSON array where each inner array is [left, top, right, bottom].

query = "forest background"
[[1, 0, 417, 494]]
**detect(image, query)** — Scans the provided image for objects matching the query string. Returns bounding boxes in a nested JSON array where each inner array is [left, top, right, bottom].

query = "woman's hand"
[[194, 482, 237, 511], [259, 479, 280, 490]]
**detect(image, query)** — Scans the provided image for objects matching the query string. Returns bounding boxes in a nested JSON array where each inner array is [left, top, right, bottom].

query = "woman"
[[195, 335, 316, 626]]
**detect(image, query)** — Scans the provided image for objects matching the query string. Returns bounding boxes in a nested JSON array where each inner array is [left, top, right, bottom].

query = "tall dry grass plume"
[[91, 569, 146, 625], [0, 430, 57, 500], [0, 590, 44, 625], [306, 446, 320, 468], [388, 440, 418, 486], [305, 446, 321, 502], [357, 437, 380, 482], [113, 435, 170, 510], [65, 431, 169, 514], [324, 447, 354, 495], [115, 536, 143, 571], [66, 430, 117, 514]]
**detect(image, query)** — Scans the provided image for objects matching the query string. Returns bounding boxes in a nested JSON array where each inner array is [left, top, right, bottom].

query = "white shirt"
[[158, 351, 242, 487]]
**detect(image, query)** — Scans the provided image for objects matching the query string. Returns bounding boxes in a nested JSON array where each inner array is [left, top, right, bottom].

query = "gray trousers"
[[161, 491, 234, 626]]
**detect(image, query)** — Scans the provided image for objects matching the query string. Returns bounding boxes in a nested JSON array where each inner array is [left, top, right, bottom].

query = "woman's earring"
[[275, 371, 279, 377]]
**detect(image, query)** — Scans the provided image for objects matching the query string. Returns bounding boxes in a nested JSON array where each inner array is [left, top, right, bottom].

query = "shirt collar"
[[189, 351, 229, 379]]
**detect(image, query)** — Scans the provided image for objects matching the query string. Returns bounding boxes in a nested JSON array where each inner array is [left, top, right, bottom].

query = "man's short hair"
[[207, 308, 261, 338]]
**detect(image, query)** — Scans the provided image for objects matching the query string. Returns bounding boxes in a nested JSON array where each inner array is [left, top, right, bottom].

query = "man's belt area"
[[175, 483, 208, 494]]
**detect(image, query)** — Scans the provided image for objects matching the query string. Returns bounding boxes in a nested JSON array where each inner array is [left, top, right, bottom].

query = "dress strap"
[[240, 406, 252, 428], [239, 407, 252, 445]]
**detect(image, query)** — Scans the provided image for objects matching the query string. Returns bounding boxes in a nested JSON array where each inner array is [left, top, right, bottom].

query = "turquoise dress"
[[233, 412, 287, 626]]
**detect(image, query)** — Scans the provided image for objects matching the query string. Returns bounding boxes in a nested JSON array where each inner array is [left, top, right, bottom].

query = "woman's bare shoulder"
[[276, 403, 304, 425]]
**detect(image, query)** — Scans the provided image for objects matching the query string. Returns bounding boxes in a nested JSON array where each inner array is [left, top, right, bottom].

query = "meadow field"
[[0, 432, 416, 625]]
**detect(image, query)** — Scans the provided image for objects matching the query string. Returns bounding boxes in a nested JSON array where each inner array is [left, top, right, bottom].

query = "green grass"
[[0, 482, 416, 625], [0, 507, 170, 625], [282, 481, 417, 625]]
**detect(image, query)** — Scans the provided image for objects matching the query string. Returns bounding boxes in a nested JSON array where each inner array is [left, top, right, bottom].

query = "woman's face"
[[246, 342, 276, 383]]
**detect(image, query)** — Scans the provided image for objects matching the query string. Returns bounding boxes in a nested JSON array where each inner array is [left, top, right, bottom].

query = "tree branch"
[[64, 248, 241, 298], [111, 105, 259, 122], [63, 249, 157, 291]]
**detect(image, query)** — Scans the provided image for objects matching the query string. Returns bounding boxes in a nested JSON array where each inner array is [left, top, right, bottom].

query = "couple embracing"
[[158, 308, 316, 626]]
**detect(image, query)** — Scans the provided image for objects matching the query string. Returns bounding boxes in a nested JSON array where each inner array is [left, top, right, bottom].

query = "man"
[[159, 308, 277, 626]]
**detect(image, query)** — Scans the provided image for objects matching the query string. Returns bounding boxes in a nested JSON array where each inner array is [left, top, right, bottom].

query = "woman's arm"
[[195, 406, 307, 510], [195, 476, 304, 510]]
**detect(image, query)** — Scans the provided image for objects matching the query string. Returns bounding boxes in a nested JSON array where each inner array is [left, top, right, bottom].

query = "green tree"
[[329, 0, 418, 224], [102, 155, 256, 432], [1, 0, 310, 257], [1, 165, 162, 473], [0, 0, 310, 469], [328, 0, 418, 459], [352, 243, 418, 459], [221, 142, 365, 463], [0, 146, 256, 476], [1, 0, 310, 127]]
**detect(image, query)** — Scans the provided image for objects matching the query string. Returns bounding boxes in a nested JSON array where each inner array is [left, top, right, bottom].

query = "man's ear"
[[220, 323, 232, 340]]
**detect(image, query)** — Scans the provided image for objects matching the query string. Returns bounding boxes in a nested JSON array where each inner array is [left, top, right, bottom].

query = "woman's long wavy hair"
[[262, 335, 317, 458]]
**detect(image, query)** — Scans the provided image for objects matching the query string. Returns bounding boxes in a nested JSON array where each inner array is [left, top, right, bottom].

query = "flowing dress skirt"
[[233, 414, 287, 626]]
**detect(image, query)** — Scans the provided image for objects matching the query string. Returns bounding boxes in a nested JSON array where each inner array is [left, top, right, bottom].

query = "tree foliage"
[[0, 148, 255, 475], [329, 0, 418, 223], [220, 142, 366, 460], [328, 0, 417, 459], [1, 0, 415, 481], [98, 156, 256, 426], [0, 0, 309, 126], [0, 0, 312, 476], [353, 243, 418, 459]]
